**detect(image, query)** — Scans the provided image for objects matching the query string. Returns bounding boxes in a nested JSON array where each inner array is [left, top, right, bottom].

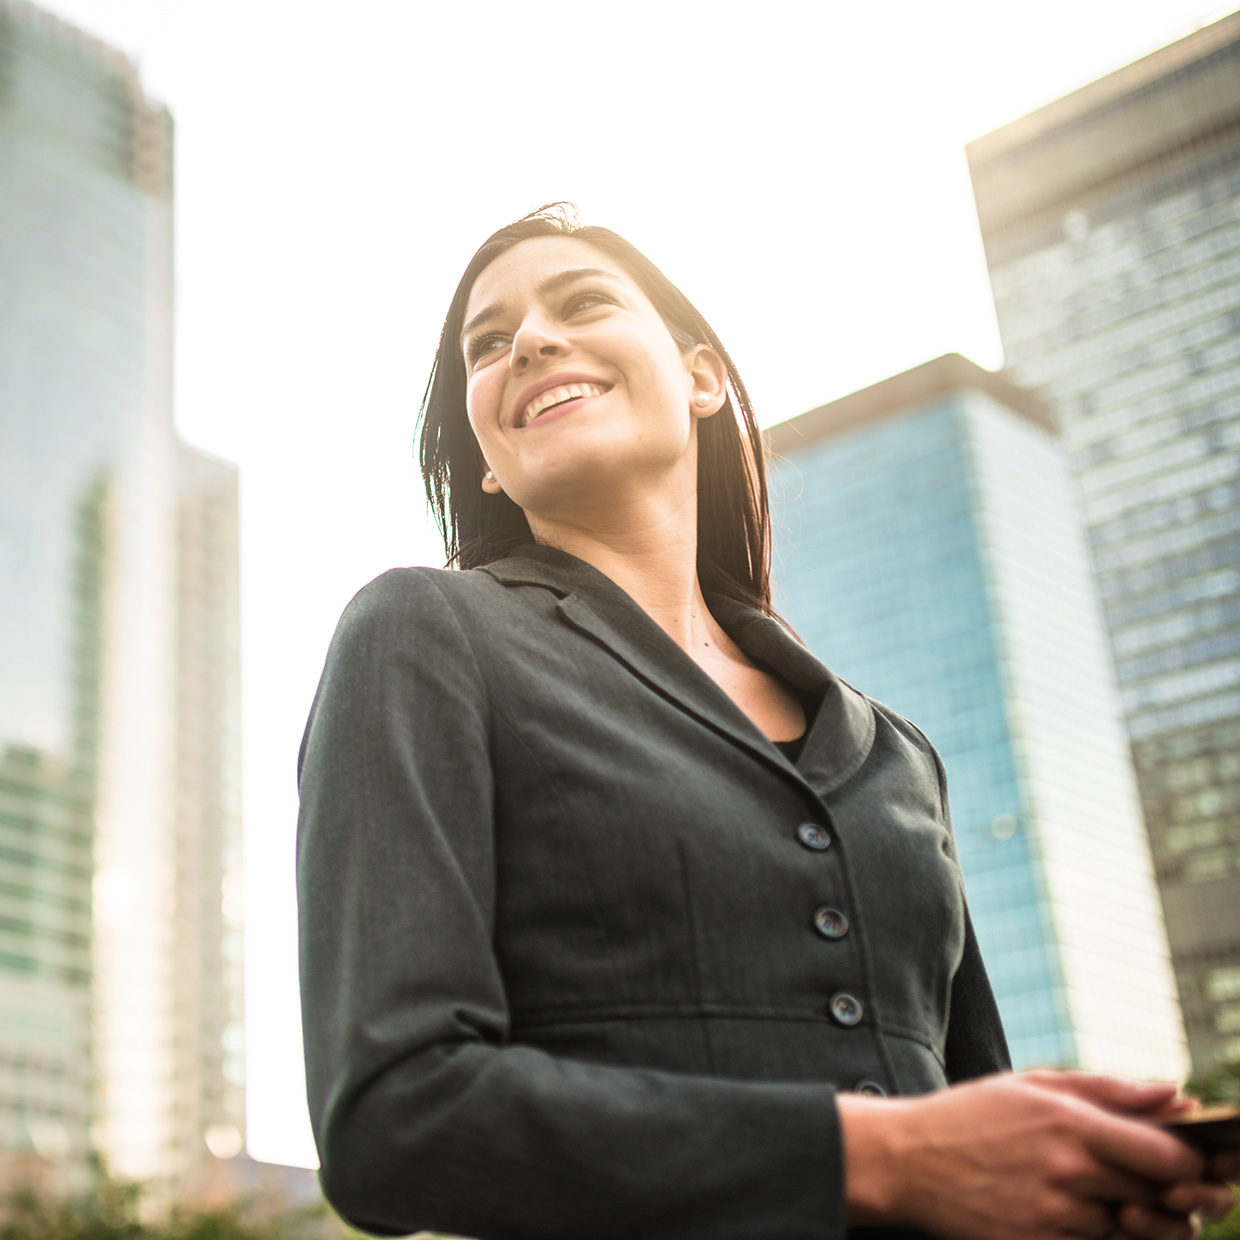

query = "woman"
[[297, 205, 1236, 1240]]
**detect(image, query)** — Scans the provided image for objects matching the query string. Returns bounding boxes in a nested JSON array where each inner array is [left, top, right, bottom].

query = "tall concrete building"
[[768, 354, 1186, 1080], [173, 443, 245, 1198], [0, 0, 243, 1195], [968, 13, 1240, 1073]]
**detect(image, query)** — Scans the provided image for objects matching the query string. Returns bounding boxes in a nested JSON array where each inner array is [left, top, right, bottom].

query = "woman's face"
[[461, 235, 723, 522]]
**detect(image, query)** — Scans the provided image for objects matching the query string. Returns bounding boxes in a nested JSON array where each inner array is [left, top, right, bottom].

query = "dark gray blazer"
[[297, 545, 1010, 1240]]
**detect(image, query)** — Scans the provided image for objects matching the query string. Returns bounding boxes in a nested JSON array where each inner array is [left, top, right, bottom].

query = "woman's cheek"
[[465, 374, 502, 444]]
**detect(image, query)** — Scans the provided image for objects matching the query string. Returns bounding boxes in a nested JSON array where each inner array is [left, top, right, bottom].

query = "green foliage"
[[163, 1202, 326, 1240], [0, 1178, 331, 1240], [1189, 1060, 1240, 1108], [1189, 1062, 1240, 1238], [0, 1179, 144, 1240]]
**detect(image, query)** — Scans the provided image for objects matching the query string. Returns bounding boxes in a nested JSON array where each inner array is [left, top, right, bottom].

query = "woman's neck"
[[526, 486, 806, 744], [526, 495, 729, 657]]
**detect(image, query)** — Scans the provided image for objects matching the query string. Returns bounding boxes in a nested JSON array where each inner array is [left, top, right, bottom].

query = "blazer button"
[[829, 992, 864, 1027], [812, 906, 849, 940], [797, 822, 832, 851], [854, 1078, 887, 1096]]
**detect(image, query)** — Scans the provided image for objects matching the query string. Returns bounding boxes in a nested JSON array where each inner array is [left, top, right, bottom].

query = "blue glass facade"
[[772, 398, 1069, 1066], [769, 362, 1185, 1076]]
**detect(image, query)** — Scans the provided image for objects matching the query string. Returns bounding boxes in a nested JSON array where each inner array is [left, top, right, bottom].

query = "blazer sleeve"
[[918, 738, 1012, 1084], [944, 904, 1011, 1082], [296, 569, 846, 1240]]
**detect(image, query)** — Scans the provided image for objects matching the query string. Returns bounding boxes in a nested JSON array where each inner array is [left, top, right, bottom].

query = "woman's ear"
[[688, 345, 727, 418]]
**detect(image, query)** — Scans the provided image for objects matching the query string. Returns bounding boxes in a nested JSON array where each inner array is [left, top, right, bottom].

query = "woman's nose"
[[510, 315, 567, 369]]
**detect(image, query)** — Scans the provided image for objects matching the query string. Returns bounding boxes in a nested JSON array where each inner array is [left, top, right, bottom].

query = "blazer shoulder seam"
[[416, 571, 494, 707]]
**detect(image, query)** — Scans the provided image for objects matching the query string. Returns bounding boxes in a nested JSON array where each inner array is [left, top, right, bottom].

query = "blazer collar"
[[481, 545, 875, 797]]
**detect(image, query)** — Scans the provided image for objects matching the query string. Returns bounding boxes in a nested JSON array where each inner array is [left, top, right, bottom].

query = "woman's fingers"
[[1022, 1071, 1181, 1117], [1162, 1178, 1236, 1220], [1114, 1202, 1201, 1240], [1077, 1104, 1206, 1184], [1063, 1199, 1120, 1238], [1159, 1097, 1201, 1119], [1074, 1165, 1159, 1206], [1210, 1150, 1240, 1184]]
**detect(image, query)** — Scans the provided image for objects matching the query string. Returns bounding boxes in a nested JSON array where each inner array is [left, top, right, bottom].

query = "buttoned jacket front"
[[297, 545, 1010, 1240]]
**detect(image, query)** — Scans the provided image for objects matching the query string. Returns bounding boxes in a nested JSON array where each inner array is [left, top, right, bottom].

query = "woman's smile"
[[512, 375, 611, 428]]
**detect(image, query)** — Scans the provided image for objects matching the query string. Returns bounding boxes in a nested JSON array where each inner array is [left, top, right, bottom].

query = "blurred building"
[[968, 12, 1240, 1074], [768, 354, 1186, 1078], [173, 443, 245, 1198], [0, 0, 243, 1198]]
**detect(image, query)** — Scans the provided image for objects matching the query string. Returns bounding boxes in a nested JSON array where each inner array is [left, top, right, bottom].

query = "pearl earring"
[[484, 470, 495, 482], [694, 392, 711, 408]]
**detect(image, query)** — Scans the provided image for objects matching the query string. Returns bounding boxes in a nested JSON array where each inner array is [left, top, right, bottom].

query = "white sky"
[[48, 0, 1237, 1170]]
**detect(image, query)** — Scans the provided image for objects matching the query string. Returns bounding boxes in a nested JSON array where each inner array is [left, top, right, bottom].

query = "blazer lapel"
[[482, 546, 876, 799], [708, 598, 876, 796]]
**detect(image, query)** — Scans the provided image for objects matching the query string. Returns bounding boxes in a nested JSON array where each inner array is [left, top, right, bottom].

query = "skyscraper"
[[768, 354, 1186, 1079], [967, 12, 1240, 1073], [173, 443, 245, 1198], [0, 0, 243, 1195]]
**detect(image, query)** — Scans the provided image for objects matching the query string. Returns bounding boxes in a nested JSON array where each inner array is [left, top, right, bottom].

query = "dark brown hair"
[[417, 204, 774, 612]]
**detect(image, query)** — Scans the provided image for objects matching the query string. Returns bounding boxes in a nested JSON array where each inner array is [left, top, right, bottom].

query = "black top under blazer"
[[297, 544, 1011, 1240]]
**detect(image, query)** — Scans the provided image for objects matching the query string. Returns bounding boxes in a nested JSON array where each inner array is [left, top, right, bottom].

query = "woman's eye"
[[467, 335, 507, 366], [564, 292, 610, 316]]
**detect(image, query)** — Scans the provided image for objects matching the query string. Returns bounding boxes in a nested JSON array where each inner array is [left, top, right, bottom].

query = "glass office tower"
[[0, 0, 175, 1187], [0, 0, 243, 1196], [968, 12, 1240, 1073], [768, 354, 1185, 1078]]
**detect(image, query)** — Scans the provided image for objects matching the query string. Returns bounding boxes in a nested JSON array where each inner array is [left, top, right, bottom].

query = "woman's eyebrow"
[[461, 270, 623, 347], [461, 301, 505, 345], [535, 268, 622, 297]]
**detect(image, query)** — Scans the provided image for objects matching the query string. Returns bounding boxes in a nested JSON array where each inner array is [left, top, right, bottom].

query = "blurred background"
[[2, 0, 1239, 1229]]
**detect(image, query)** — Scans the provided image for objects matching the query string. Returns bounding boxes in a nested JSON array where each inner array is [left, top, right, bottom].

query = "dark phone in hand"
[[1162, 1106, 1240, 1151]]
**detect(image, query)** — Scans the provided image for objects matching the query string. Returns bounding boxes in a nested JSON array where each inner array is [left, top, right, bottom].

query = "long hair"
[[417, 204, 774, 613]]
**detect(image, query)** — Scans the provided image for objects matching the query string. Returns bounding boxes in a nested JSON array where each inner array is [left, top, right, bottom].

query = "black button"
[[854, 1078, 886, 1096], [812, 906, 849, 940], [829, 992, 863, 1027], [797, 822, 831, 851]]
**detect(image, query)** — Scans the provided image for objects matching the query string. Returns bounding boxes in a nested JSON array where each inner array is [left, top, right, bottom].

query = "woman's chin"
[[519, 450, 687, 516]]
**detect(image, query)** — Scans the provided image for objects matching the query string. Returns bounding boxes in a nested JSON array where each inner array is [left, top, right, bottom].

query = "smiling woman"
[[418, 207, 770, 611], [296, 204, 1239, 1240]]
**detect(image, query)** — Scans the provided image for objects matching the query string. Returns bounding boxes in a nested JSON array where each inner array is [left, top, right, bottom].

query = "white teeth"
[[523, 382, 603, 425]]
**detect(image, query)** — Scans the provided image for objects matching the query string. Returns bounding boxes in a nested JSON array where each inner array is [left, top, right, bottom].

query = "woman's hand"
[[1019, 1073, 1239, 1238], [838, 1070, 1236, 1240]]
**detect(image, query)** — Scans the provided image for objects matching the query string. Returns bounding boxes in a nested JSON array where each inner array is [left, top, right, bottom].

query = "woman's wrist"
[[837, 1093, 915, 1226]]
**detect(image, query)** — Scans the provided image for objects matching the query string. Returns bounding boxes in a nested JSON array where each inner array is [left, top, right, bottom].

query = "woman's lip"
[[510, 373, 610, 427], [516, 393, 600, 430]]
